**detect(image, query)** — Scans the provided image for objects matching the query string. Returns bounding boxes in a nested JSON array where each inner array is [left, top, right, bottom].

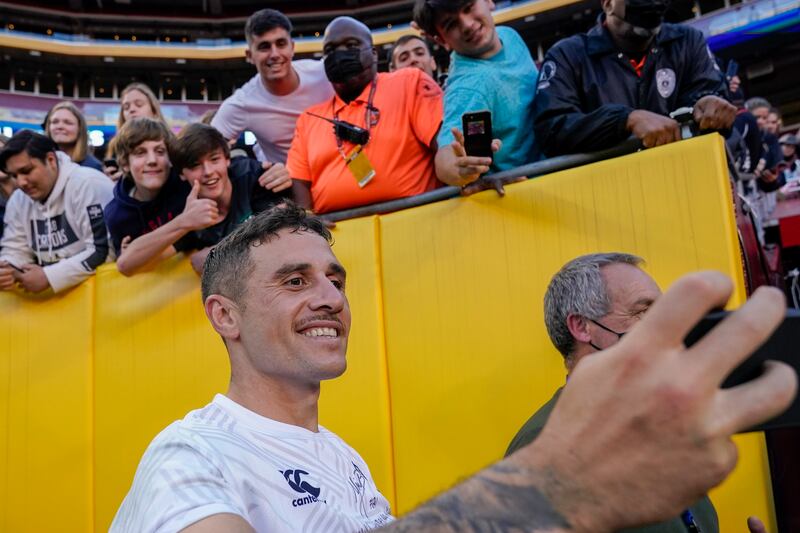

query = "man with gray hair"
[[506, 253, 724, 533]]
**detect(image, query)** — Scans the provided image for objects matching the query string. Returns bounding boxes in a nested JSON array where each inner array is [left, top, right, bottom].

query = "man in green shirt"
[[506, 252, 720, 533]]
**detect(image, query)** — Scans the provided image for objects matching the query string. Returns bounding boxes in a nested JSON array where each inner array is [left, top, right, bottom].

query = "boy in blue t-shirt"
[[413, 0, 539, 192]]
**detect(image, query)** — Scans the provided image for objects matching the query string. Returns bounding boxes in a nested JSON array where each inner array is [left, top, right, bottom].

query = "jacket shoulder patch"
[[537, 60, 557, 90]]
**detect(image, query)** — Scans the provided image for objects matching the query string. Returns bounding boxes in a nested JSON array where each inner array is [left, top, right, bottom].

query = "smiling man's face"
[[432, 0, 500, 59], [247, 26, 295, 87], [391, 37, 436, 79], [236, 229, 351, 386]]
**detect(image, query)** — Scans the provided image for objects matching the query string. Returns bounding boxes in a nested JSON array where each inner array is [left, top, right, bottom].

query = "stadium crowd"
[[0, 1, 797, 294], [0, 1, 798, 531]]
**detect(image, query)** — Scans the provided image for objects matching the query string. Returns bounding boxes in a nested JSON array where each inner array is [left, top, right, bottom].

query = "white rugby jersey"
[[111, 394, 393, 532]]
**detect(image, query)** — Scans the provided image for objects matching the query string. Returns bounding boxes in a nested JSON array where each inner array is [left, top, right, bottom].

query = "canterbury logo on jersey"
[[281, 468, 326, 508]]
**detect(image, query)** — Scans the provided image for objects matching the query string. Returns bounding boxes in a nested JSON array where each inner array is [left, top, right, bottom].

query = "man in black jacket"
[[533, 0, 736, 157]]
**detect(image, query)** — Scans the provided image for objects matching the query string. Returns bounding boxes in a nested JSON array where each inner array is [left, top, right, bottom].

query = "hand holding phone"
[[103, 159, 123, 182]]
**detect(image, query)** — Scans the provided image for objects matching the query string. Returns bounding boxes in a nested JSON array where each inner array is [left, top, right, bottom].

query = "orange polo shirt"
[[287, 68, 443, 214]]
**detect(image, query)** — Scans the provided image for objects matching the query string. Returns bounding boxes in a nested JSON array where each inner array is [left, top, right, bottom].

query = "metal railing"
[[323, 137, 643, 223]]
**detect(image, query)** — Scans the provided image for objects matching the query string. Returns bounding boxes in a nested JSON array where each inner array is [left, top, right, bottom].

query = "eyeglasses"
[[589, 318, 626, 339]]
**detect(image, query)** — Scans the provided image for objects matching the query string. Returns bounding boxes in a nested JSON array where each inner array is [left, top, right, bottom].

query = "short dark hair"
[[201, 203, 333, 306], [114, 117, 175, 168], [0, 129, 58, 173], [245, 9, 292, 42], [413, 0, 471, 37], [171, 123, 230, 172], [389, 34, 431, 68]]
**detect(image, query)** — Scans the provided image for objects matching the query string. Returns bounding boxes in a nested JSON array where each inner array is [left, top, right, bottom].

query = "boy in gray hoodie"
[[0, 130, 113, 293]]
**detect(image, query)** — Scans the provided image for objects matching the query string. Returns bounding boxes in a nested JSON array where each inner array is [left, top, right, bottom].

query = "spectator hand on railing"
[[626, 110, 681, 148], [258, 161, 292, 193], [693, 95, 736, 131], [461, 174, 527, 197], [15, 264, 49, 293]]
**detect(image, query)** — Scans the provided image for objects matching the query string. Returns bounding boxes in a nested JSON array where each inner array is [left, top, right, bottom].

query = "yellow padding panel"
[[380, 135, 772, 530], [0, 283, 94, 532], [93, 256, 230, 530], [319, 216, 396, 511]]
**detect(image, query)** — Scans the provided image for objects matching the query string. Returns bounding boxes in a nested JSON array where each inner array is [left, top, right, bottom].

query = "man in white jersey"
[[211, 9, 334, 166], [112, 206, 392, 532], [113, 204, 797, 532]]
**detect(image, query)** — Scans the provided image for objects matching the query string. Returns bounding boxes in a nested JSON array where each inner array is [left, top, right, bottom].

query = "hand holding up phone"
[[103, 159, 123, 182], [447, 127, 502, 186]]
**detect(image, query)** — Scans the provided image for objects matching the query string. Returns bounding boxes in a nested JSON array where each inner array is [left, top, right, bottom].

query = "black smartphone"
[[104, 158, 118, 169], [461, 110, 493, 159], [684, 309, 800, 432]]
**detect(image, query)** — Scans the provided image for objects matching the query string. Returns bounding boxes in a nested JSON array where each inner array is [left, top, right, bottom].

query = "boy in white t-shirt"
[[212, 9, 334, 165]]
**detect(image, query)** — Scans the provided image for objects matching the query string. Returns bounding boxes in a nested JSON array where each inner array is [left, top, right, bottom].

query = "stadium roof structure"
[[0, 0, 797, 125], [0, 0, 592, 56]]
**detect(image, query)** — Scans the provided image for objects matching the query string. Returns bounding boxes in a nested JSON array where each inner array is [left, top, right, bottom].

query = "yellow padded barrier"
[[379, 135, 772, 531], [92, 256, 230, 529], [0, 282, 94, 532], [0, 134, 777, 531]]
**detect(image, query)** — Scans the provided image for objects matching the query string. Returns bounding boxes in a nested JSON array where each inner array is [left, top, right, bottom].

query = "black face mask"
[[624, 0, 669, 30], [324, 49, 368, 84]]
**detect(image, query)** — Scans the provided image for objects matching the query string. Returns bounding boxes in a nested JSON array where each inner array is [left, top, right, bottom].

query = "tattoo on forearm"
[[381, 461, 571, 532]]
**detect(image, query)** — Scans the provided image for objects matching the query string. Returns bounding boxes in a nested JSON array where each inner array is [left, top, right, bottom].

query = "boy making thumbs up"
[[105, 119, 289, 276]]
